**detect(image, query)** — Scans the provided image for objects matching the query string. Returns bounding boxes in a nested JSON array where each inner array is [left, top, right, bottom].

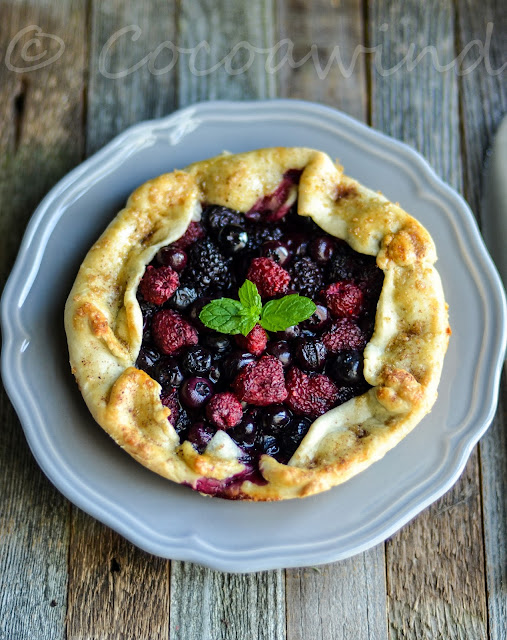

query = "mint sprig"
[[199, 280, 316, 336]]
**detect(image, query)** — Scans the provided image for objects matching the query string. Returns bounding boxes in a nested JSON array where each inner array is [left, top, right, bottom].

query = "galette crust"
[[64, 147, 450, 500]]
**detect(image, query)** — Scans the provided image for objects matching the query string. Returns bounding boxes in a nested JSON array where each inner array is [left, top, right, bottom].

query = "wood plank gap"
[[362, 0, 373, 126]]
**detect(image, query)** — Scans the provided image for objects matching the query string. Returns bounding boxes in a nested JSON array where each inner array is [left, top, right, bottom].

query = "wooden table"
[[1, 2, 505, 638]]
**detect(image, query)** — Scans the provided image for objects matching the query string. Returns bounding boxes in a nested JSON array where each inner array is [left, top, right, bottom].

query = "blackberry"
[[289, 256, 323, 297], [327, 240, 376, 282], [245, 224, 283, 252], [184, 238, 232, 294]]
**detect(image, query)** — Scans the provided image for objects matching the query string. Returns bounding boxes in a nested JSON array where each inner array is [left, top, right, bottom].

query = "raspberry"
[[322, 318, 366, 353], [206, 392, 243, 429], [235, 324, 268, 356], [185, 238, 232, 294], [289, 256, 323, 297], [160, 388, 179, 425], [232, 355, 288, 406], [152, 309, 198, 355], [285, 367, 339, 418], [139, 265, 179, 305], [323, 281, 364, 318], [172, 221, 205, 250], [246, 257, 290, 298]]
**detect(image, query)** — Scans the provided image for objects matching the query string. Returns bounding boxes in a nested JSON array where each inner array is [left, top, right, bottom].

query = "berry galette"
[[65, 148, 450, 500]]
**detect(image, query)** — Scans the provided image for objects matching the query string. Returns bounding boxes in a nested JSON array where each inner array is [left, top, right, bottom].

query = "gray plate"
[[2, 100, 506, 572]]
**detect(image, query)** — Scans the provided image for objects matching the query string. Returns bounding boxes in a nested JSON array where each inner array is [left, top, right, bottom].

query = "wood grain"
[[369, 2, 488, 638], [86, 0, 179, 155], [0, 2, 86, 639], [65, 3, 177, 639], [177, 0, 276, 106], [286, 555, 388, 640], [277, 3, 388, 638], [456, 3, 507, 639], [276, 0, 367, 120], [169, 564, 285, 640]]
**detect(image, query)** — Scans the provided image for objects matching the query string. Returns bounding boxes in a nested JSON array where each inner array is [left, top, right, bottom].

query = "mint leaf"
[[260, 295, 316, 332], [238, 280, 262, 315], [238, 308, 259, 337], [199, 298, 245, 334]]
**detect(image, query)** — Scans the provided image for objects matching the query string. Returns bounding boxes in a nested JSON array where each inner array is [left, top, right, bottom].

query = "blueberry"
[[309, 236, 336, 264], [223, 351, 256, 380], [205, 205, 243, 234], [174, 405, 192, 440], [136, 345, 160, 372], [218, 224, 248, 254], [208, 365, 221, 385], [327, 350, 364, 385], [284, 232, 308, 256], [138, 298, 157, 331], [202, 333, 232, 356], [229, 408, 259, 449], [170, 286, 198, 311], [181, 346, 212, 377], [281, 417, 312, 459], [302, 304, 330, 332], [266, 340, 292, 368], [257, 434, 280, 457], [153, 356, 184, 388], [295, 338, 327, 371], [156, 247, 187, 271], [180, 377, 214, 409], [275, 325, 301, 341], [261, 240, 291, 266], [186, 421, 216, 453], [262, 405, 292, 435]]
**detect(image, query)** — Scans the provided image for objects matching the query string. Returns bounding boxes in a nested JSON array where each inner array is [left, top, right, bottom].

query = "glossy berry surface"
[[261, 240, 291, 266], [218, 224, 248, 254], [153, 356, 184, 388], [157, 247, 188, 271], [327, 350, 364, 385], [181, 346, 212, 377], [310, 236, 336, 264], [302, 304, 330, 332], [180, 377, 214, 409], [135, 189, 384, 497], [266, 340, 292, 368], [295, 338, 327, 372]]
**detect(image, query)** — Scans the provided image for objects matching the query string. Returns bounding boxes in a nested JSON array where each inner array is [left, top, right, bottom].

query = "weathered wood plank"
[[456, 3, 507, 639], [66, 3, 177, 638], [169, 4, 287, 639], [86, 0, 179, 155], [67, 519, 170, 640], [169, 564, 285, 640], [177, 0, 276, 107], [276, 3, 388, 638], [0, 2, 87, 640], [369, 2, 488, 638], [277, 0, 367, 120], [286, 554, 387, 640]]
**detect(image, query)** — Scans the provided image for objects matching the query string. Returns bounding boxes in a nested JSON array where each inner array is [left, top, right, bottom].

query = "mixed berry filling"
[[135, 177, 383, 496]]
